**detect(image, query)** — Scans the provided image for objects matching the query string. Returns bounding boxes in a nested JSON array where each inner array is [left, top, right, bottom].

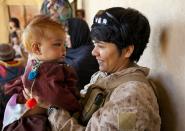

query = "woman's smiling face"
[[92, 41, 131, 73]]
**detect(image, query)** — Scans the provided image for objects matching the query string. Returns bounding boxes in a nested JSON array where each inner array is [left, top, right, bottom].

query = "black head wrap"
[[66, 18, 92, 48]]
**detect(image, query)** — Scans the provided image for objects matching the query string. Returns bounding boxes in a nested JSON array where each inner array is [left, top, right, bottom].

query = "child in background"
[[10, 31, 28, 65], [10, 31, 22, 58], [9, 17, 22, 42], [2, 15, 81, 131]]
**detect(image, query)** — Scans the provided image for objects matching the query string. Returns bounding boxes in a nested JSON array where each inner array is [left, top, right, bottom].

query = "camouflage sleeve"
[[48, 108, 85, 131], [85, 81, 160, 131]]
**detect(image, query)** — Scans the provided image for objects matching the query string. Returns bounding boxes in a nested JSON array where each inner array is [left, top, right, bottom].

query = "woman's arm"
[[85, 82, 160, 131], [48, 108, 85, 131]]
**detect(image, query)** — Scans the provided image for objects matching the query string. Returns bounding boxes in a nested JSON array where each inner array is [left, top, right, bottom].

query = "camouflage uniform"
[[49, 64, 161, 131]]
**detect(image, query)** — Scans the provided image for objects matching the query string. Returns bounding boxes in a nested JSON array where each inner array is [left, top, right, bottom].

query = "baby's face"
[[35, 30, 66, 61]]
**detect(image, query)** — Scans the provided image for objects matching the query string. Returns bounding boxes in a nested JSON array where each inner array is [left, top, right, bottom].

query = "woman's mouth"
[[97, 60, 103, 66]]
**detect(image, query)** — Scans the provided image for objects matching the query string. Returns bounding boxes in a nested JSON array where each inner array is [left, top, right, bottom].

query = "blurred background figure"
[[0, 43, 24, 86], [9, 17, 22, 41], [64, 18, 99, 90], [10, 31, 22, 58], [0, 44, 25, 128], [40, 0, 73, 24], [10, 31, 28, 66], [76, 9, 85, 20], [8, 17, 28, 64]]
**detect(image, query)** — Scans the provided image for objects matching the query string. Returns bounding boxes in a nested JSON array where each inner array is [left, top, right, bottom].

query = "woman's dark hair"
[[9, 17, 20, 28], [65, 18, 92, 48], [91, 7, 150, 62]]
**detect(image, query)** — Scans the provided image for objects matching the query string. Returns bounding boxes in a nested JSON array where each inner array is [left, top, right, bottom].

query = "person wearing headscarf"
[[40, 0, 73, 24], [64, 18, 99, 90]]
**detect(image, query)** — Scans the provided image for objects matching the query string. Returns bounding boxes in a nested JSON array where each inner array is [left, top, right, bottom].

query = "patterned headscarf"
[[40, 0, 73, 24]]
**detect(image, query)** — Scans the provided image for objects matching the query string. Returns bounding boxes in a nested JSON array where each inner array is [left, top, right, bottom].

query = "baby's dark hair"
[[91, 7, 150, 62]]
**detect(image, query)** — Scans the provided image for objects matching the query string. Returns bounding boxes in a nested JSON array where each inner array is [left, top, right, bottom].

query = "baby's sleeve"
[[38, 64, 81, 112], [4, 76, 23, 95]]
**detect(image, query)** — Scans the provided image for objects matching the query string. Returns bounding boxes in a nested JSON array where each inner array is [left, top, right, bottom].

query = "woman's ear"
[[123, 45, 134, 58], [31, 42, 41, 55]]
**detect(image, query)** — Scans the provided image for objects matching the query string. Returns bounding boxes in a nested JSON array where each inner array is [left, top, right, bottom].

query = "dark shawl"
[[65, 18, 99, 90], [66, 18, 92, 48]]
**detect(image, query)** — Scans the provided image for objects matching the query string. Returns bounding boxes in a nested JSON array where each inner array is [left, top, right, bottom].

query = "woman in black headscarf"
[[64, 18, 99, 90]]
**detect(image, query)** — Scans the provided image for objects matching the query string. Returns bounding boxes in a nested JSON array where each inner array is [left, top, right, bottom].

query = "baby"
[[2, 15, 81, 131]]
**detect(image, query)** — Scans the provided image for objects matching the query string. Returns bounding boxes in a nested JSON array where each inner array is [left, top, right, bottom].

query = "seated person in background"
[[0, 43, 24, 129], [2, 15, 81, 131], [64, 18, 99, 90], [0, 44, 24, 86], [48, 7, 161, 131]]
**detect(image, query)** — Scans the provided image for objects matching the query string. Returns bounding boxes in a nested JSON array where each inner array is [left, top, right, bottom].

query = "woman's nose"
[[92, 46, 98, 57]]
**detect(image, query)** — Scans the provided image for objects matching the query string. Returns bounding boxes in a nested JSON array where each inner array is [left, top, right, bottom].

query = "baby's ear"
[[31, 42, 41, 55]]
